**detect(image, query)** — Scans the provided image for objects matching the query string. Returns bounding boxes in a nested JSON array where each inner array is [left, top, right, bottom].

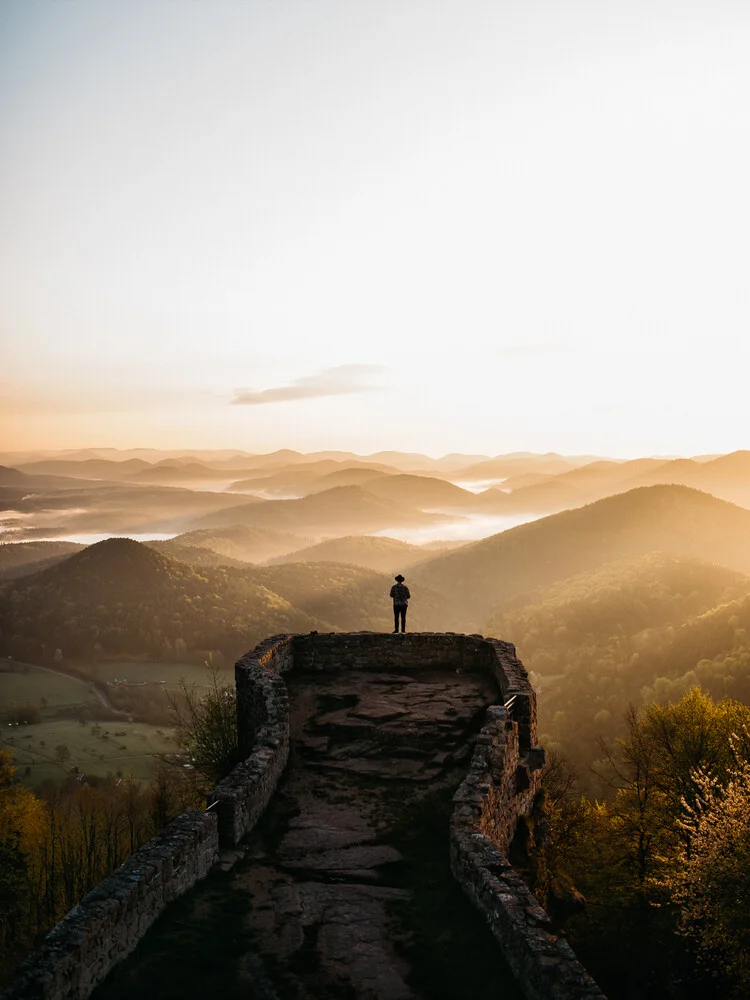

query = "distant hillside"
[[0, 541, 84, 582], [619, 449, 750, 507], [364, 474, 477, 510], [454, 453, 582, 480], [145, 540, 250, 569], [481, 450, 750, 517], [158, 525, 307, 563], [485, 553, 750, 782], [189, 485, 455, 535], [226, 470, 322, 496], [0, 479, 262, 540], [0, 466, 33, 486], [226, 461, 398, 497], [243, 562, 450, 632], [489, 553, 747, 662], [127, 462, 234, 484], [270, 535, 429, 573], [17, 458, 151, 480], [0, 538, 324, 662], [0, 537, 454, 664], [486, 457, 668, 513], [413, 485, 750, 624], [0, 541, 83, 571], [309, 467, 387, 490]]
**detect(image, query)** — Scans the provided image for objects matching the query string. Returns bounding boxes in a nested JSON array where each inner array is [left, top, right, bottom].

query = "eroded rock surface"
[[95, 664, 524, 1000]]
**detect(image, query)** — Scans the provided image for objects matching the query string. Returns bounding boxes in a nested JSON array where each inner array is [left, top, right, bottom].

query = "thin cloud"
[[232, 365, 384, 406]]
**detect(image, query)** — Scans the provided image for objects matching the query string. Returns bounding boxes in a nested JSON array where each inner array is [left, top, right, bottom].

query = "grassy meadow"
[[0, 660, 220, 790], [1, 717, 175, 790], [75, 659, 222, 690]]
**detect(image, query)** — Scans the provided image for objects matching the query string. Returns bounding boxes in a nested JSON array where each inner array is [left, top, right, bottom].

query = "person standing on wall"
[[390, 574, 410, 634]]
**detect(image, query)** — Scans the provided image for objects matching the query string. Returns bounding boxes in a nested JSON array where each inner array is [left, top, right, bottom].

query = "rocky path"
[[95, 665, 524, 1000]]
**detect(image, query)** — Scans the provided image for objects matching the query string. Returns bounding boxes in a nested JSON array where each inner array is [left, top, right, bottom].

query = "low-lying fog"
[[14, 532, 177, 545], [11, 513, 541, 549], [373, 511, 541, 544], [448, 478, 508, 494]]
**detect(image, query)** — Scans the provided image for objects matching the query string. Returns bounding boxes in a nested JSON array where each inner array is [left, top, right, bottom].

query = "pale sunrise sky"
[[2, 0, 750, 458]]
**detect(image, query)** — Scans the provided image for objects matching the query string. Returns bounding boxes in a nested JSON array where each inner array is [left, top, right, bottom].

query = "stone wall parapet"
[[4, 631, 604, 1000], [449, 645, 606, 1000], [205, 636, 293, 846], [2, 811, 217, 1000]]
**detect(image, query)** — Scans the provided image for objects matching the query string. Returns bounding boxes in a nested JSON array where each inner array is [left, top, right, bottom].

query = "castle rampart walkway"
[[93, 654, 524, 999]]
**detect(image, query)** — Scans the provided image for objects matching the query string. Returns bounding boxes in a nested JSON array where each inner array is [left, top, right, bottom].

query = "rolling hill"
[[17, 458, 152, 480], [413, 485, 750, 624], [0, 537, 451, 665], [363, 474, 478, 510], [189, 485, 457, 535], [0, 541, 84, 571], [481, 451, 750, 518], [0, 480, 264, 539], [145, 541, 251, 569], [453, 453, 584, 481], [241, 561, 450, 632], [155, 525, 308, 563], [269, 535, 430, 573], [0, 538, 325, 663], [484, 552, 750, 782], [0, 541, 85, 581], [618, 449, 750, 507], [226, 460, 399, 496]]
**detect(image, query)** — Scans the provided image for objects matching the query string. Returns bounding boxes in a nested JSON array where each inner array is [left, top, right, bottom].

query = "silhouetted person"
[[390, 574, 410, 634]]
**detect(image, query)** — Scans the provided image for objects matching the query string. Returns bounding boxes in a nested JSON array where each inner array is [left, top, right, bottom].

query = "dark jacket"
[[390, 583, 410, 606]]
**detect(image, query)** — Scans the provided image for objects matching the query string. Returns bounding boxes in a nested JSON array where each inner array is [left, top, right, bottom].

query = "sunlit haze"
[[2, 0, 750, 456]]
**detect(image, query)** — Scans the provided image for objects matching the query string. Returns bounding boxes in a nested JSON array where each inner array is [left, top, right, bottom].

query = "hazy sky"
[[2, 0, 750, 457]]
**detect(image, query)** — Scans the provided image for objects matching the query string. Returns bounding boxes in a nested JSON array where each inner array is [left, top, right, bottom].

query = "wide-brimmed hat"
[[395, 574, 405, 582]]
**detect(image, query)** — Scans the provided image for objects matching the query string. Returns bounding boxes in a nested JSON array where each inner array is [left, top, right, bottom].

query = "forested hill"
[[413, 485, 750, 623], [486, 552, 750, 778], [0, 538, 450, 664], [153, 525, 308, 564], [0, 538, 323, 662], [269, 535, 430, 572], [188, 484, 451, 533], [0, 541, 85, 581]]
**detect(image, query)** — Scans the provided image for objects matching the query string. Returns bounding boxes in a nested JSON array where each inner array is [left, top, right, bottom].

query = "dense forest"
[[534, 689, 750, 999], [0, 751, 202, 987], [487, 553, 750, 781]]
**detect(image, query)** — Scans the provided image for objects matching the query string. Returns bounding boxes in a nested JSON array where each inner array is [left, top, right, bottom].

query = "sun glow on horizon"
[[2, 0, 750, 457]]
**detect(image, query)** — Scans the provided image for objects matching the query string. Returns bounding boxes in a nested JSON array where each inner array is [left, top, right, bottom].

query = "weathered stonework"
[[231, 632, 605, 999], [450, 704, 605, 1000], [4, 631, 605, 1000], [2, 812, 218, 1000], [207, 635, 292, 846]]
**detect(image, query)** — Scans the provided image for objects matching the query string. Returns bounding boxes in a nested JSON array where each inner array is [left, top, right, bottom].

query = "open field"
[[0, 663, 97, 708], [0, 661, 209, 789], [1, 717, 175, 790], [0, 660, 220, 707], [87, 660, 222, 691]]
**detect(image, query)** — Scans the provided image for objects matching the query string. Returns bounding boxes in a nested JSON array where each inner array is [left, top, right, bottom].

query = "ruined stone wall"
[[293, 629, 494, 672], [234, 631, 604, 997], [450, 701, 606, 1000], [4, 631, 604, 1000], [208, 635, 293, 846], [2, 812, 217, 1000]]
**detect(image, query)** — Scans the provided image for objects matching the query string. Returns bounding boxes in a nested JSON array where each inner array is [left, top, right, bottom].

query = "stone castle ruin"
[[4, 632, 605, 1000]]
